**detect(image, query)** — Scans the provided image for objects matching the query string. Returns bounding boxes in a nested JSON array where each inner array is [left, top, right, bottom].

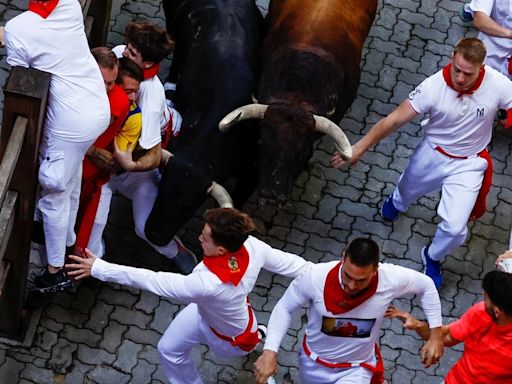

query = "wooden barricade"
[[0, 0, 112, 340], [0, 68, 50, 339]]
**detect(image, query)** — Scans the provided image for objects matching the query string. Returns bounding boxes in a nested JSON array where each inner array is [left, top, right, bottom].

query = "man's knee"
[[439, 220, 468, 239], [157, 339, 187, 365]]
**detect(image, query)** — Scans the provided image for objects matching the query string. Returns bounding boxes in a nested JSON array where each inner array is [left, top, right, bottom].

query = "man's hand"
[[253, 350, 278, 384], [496, 250, 512, 272], [330, 143, 363, 169], [497, 250, 512, 264], [420, 327, 444, 368], [88, 145, 120, 174], [114, 141, 136, 171], [385, 305, 422, 331], [65, 249, 98, 280], [0, 26, 5, 48]]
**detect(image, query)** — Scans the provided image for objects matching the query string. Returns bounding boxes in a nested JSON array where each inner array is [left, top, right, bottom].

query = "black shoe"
[[171, 237, 198, 275], [33, 268, 72, 294], [32, 220, 45, 245]]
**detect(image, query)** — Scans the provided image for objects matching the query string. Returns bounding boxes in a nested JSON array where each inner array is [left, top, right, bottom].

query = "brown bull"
[[220, 0, 378, 206]]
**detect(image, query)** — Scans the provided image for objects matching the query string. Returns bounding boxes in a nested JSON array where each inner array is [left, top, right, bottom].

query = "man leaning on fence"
[[3, 0, 110, 293]]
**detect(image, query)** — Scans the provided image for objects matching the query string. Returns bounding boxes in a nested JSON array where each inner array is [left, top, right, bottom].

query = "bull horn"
[[313, 115, 352, 161], [207, 181, 234, 208], [218, 104, 268, 132]]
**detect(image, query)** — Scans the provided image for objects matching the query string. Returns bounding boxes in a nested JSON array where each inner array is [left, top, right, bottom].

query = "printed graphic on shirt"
[[475, 106, 486, 118], [321, 316, 376, 338], [408, 85, 422, 101]]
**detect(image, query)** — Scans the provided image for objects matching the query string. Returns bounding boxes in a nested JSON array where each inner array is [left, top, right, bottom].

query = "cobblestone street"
[[0, 0, 510, 383]]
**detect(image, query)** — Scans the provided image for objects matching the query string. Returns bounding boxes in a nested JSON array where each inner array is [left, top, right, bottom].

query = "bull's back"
[[168, 0, 263, 174], [265, 0, 377, 65]]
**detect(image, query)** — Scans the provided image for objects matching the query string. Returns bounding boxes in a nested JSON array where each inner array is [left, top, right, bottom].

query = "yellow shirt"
[[115, 102, 142, 151]]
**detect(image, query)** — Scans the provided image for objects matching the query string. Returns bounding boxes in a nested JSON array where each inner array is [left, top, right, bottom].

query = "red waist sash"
[[434, 146, 492, 221], [302, 335, 384, 384], [210, 303, 260, 352]]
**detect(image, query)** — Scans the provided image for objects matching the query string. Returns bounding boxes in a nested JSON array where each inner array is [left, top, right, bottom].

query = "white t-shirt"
[[112, 45, 167, 149], [92, 235, 309, 337], [408, 66, 512, 157], [469, 0, 512, 76], [4, 0, 110, 142], [264, 262, 442, 364]]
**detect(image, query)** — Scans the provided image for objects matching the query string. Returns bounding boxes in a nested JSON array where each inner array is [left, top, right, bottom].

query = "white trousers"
[[392, 139, 487, 261], [298, 348, 373, 384], [104, 169, 178, 258], [157, 303, 250, 384], [37, 133, 94, 268], [85, 182, 113, 258]]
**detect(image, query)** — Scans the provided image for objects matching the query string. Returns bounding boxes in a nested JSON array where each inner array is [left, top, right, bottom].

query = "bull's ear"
[[252, 94, 259, 103]]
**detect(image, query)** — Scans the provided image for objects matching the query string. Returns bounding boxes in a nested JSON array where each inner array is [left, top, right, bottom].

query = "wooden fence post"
[[0, 67, 50, 339], [87, 0, 113, 48]]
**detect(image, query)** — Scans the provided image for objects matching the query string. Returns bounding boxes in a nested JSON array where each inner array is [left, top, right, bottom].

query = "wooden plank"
[[0, 67, 49, 339], [0, 191, 17, 265], [81, 0, 92, 18], [0, 117, 27, 209], [85, 15, 94, 39], [0, 261, 11, 298], [86, 0, 112, 47]]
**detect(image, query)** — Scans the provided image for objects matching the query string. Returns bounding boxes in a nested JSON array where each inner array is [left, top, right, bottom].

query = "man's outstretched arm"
[[331, 99, 418, 168], [386, 306, 460, 347]]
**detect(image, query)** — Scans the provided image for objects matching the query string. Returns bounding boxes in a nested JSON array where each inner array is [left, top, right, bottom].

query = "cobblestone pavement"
[[0, 0, 509, 383]]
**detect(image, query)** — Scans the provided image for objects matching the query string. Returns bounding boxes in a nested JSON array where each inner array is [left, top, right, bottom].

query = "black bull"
[[144, 0, 263, 246]]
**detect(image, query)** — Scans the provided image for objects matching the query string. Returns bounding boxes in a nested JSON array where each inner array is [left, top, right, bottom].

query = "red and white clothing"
[[468, 0, 512, 77], [264, 262, 442, 384], [91, 235, 308, 383], [392, 66, 512, 261], [107, 45, 182, 259], [4, 0, 110, 267], [446, 302, 512, 384], [75, 85, 130, 256], [112, 44, 173, 149]]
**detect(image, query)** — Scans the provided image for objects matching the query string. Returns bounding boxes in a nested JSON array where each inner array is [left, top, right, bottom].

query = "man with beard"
[[253, 238, 443, 384]]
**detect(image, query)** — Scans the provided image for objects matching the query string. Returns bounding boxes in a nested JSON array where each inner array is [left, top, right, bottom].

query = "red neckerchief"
[[203, 246, 249, 286], [28, 0, 59, 18], [143, 63, 160, 80], [324, 261, 379, 315], [442, 63, 485, 98]]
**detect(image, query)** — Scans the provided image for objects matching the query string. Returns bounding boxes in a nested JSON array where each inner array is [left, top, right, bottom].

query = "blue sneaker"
[[459, 4, 473, 23], [381, 195, 400, 221], [421, 246, 442, 289]]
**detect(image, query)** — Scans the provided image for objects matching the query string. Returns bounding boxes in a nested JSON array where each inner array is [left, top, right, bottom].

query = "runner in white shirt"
[[66, 208, 309, 384], [254, 238, 443, 384], [4, 0, 110, 292], [331, 37, 512, 289]]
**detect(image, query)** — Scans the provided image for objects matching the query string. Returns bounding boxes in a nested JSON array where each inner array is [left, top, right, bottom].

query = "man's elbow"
[[473, 12, 489, 31]]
